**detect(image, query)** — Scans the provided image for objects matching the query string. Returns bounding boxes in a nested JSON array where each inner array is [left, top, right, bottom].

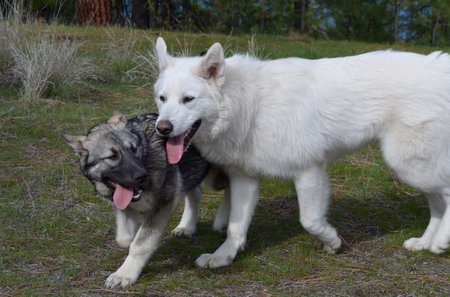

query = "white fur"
[[154, 37, 450, 267], [172, 188, 202, 237], [114, 208, 140, 249]]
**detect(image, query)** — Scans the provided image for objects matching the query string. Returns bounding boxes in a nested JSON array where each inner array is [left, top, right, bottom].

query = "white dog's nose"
[[156, 120, 173, 136]]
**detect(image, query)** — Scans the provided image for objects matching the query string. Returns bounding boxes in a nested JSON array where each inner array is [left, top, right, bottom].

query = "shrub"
[[9, 36, 96, 101], [0, 1, 21, 81]]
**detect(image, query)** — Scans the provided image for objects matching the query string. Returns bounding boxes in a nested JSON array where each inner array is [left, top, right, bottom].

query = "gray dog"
[[64, 111, 227, 288]]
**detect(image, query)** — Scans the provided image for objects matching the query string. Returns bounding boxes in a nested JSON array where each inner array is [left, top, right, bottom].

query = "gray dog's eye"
[[130, 144, 137, 153], [107, 149, 120, 161]]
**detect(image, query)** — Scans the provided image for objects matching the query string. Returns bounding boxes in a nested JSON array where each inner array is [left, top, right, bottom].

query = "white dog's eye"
[[159, 95, 166, 102], [183, 96, 195, 104]]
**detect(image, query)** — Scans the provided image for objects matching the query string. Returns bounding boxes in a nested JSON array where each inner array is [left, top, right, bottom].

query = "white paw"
[[403, 237, 430, 251], [429, 242, 448, 254], [171, 226, 196, 237], [195, 253, 233, 268], [212, 224, 227, 233], [212, 218, 228, 233], [105, 270, 138, 289], [323, 237, 342, 254], [115, 236, 133, 249]]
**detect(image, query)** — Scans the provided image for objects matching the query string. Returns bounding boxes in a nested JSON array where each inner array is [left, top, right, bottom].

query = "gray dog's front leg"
[[105, 198, 179, 289], [115, 208, 140, 249]]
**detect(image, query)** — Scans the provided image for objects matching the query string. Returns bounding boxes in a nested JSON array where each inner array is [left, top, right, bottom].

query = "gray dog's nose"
[[133, 170, 148, 184], [156, 120, 173, 136]]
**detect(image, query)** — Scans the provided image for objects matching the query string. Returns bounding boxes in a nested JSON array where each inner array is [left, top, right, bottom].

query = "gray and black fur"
[[64, 111, 227, 289]]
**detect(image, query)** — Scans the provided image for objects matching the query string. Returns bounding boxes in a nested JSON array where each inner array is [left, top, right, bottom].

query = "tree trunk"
[[432, 11, 441, 46], [132, 0, 150, 28], [115, 0, 126, 25], [393, 0, 403, 43], [182, 0, 191, 29], [76, 0, 111, 26], [294, 0, 309, 34], [149, 0, 159, 28]]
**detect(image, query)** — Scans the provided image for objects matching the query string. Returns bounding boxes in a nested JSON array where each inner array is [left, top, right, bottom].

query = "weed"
[[9, 36, 96, 102], [0, 1, 96, 102], [0, 1, 22, 80], [124, 34, 159, 84], [102, 28, 141, 82]]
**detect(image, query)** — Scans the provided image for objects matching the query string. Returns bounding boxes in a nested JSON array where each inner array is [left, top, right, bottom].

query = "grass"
[[1, 25, 449, 297]]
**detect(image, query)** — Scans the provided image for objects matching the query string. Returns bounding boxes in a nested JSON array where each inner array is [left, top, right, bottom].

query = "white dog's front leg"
[[429, 193, 450, 254], [403, 193, 444, 251], [115, 208, 140, 249], [295, 164, 342, 253], [196, 173, 259, 268], [172, 187, 202, 237], [105, 199, 178, 289]]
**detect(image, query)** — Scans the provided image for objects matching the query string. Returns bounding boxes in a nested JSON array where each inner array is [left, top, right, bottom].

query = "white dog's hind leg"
[[213, 188, 230, 232], [403, 193, 444, 251], [115, 208, 140, 249], [429, 192, 450, 254], [295, 164, 342, 253], [196, 173, 259, 268], [172, 187, 201, 237]]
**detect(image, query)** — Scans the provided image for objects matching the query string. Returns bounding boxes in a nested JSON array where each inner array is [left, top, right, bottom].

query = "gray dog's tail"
[[203, 166, 229, 191]]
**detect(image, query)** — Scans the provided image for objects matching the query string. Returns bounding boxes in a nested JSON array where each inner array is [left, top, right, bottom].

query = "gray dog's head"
[[64, 111, 148, 210]]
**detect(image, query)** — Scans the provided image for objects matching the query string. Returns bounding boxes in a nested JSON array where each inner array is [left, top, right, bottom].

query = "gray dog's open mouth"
[[107, 181, 142, 210], [166, 119, 201, 164]]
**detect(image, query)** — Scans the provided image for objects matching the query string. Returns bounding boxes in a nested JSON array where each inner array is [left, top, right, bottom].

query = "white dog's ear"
[[63, 134, 87, 157], [108, 110, 127, 129], [200, 43, 225, 86], [155, 37, 171, 71]]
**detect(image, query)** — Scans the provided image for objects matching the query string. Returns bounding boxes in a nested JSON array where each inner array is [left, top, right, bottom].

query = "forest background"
[[21, 0, 450, 46]]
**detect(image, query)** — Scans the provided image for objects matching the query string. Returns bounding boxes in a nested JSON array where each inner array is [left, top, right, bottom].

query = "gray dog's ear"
[[108, 111, 127, 129], [200, 42, 225, 86], [155, 37, 172, 71], [63, 134, 87, 156]]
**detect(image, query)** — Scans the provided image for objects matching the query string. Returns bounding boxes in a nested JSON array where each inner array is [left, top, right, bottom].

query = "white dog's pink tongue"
[[113, 184, 134, 210], [166, 134, 185, 164]]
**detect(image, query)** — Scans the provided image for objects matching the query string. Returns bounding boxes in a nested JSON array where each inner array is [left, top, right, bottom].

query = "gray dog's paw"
[[105, 270, 138, 289], [195, 253, 233, 268], [171, 226, 196, 237]]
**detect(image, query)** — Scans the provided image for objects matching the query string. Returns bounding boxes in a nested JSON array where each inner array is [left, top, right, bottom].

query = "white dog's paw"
[[195, 253, 233, 268], [322, 237, 342, 254], [429, 242, 448, 254], [171, 226, 196, 237], [105, 270, 139, 289], [403, 237, 430, 251]]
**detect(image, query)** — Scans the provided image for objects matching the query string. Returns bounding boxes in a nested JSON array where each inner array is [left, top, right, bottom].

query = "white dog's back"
[[210, 51, 450, 182]]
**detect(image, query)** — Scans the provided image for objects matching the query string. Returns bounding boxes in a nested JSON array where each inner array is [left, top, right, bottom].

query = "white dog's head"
[[154, 37, 225, 164]]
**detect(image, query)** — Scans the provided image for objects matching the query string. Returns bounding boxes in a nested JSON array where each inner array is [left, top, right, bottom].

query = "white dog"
[[154, 37, 450, 268]]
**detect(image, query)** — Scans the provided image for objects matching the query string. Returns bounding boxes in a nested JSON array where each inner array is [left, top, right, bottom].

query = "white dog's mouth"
[[166, 119, 201, 164]]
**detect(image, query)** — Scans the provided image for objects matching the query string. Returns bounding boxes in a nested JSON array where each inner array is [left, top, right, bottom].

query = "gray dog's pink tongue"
[[166, 134, 185, 164], [113, 184, 133, 210]]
